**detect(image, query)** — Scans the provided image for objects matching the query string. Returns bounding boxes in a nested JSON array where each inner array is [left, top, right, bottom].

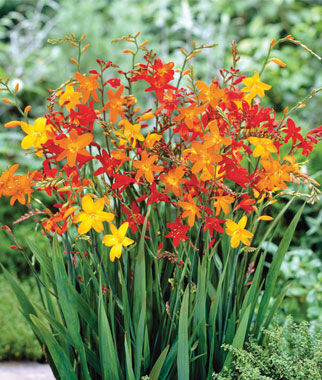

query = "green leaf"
[[254, 203, 305, 337], [149, 345, 169, 380], [124, 334, 136, 380], [223, 304, 251, 370], [133, 209, 150, 331], [193, 257, 207, 375], [52, 235, 91, 380], [26, 237, 56, 288], [177, 286, 189, 380], [134, 301, 146, 380], [30, 315, 78, 380], [160, 342, 177, 380], [98, 290, 121, 380], [0, 264, 37, 323], [208, 255, 229, 376]]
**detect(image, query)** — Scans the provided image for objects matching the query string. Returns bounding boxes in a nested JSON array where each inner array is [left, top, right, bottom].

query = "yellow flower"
[[74, 194, 114, 234], [102, 222, 134, 262], [58, 85, 82, 111], [241, 71, 271, 99], [118, 119, 144, 147], [225, 216, 254, 248], [248, 137, 277, 159], [21, 117, 52, 157]]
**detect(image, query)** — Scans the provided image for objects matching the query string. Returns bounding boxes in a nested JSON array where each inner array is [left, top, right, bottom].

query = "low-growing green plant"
[[213, 318, 322, 380], [0, 274, 43, 361]]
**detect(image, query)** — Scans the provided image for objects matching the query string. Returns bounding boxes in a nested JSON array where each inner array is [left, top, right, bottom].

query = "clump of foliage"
[[0, 275, 43, 360], [213, 318, 322, 380]]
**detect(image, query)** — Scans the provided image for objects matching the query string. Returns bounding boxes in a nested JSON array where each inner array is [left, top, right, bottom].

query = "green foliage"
[[0, 274, 43, 360], [213, 318, 322, 380], [1, 204, 304, 378]]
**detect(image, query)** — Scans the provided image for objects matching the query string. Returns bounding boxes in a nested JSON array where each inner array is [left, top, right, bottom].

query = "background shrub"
[[213, 318, 322, 380], [0, 275, 43, 360]]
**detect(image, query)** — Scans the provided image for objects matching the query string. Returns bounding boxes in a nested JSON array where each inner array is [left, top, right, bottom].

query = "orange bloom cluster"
[[1, 39, 321, 257]]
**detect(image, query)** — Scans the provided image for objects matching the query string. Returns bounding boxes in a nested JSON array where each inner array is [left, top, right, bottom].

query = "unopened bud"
[[271, 58, 286, 67], [1, 98, 12, 104], [82, 44, 90, 53], [4, 120, 21, 128], [139, 40, 149, 47], [187, 52, 196, 60], [122, 49, 134, 54]]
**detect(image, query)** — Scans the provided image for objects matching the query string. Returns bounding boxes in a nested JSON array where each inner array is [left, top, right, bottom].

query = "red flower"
[[94, 149, 119, 176], [165, 217, 190, 247], [111, 174, 136, 192], [234, 194, 256, 214], [75, 101, 98, 132], [203, 216, 225, 238], [107, 78, 121, 88], [283, 118, 303, 144], [122, 201, 149, 233]]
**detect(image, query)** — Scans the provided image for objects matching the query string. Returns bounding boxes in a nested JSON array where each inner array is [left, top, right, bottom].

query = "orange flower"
[[159, 166, 186, 196], [0, 165, 36, 206], [56, 129, 93, 167], [0, 164, 19, 198], [75, 72, 100, 103], [105, 85, 126, 124], [225, 215, 253, 248], [173, 103, 205, 131], [178, 194, 201, 227], [213, 193, 235, 216], [184, 141, 221, 181], [110, 150, 132, 171], [133, 150, 162, 183], [143, 132, 162, 149], [58, 85, 82, 111], [204, 120, 231, 151], [257, 158, 291, 191], [196, 80, 225, 108]]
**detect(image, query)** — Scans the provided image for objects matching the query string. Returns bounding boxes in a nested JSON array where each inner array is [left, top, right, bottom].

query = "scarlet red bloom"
[[165, 218, 190, 247], [283, 118, 303, 145]]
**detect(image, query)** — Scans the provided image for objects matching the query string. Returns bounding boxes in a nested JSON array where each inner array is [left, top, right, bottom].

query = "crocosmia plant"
[[0, 33, 321, 379]]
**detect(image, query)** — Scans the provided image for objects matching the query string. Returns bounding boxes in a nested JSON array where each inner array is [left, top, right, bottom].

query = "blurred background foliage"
[[0, 0, 321, 360]]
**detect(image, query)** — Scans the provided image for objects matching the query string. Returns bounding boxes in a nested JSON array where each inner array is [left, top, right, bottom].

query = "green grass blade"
[[98, 290, 121, 380], [222, 304, 251, 370], [0, 264, 37, 323], [149, 345, 169, 380], [253, 202, 305, 337], [124, 334, 136, 380], [208, 256, 229, 376], [134, 301, 146, 380], [133, 209, 149, 331], [52, 235, 91, 380], [30, 315, 78, 380], [177, 286, 189, 380]]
